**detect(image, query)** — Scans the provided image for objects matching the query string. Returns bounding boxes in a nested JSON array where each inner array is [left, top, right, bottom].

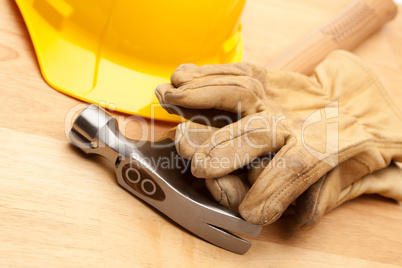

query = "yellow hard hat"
[[16, 0, 245, 122]]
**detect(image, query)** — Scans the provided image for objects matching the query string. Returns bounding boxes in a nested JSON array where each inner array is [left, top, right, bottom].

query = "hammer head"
[[69, 105, 261, 254]]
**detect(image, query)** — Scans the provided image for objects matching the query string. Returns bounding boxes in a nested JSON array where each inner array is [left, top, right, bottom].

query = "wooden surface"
[[1, 0, 402, 267]]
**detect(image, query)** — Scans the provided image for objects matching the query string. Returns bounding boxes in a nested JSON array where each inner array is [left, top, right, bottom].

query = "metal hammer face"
[[68, 105, 261, 254]]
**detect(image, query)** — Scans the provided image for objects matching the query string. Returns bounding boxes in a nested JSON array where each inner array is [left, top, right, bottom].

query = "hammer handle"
[[266, 0, 397, 75]]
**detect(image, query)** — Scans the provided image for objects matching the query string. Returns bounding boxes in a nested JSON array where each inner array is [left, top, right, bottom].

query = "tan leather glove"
[[171, 121, 402, 227], [155, 50, 402, 226]]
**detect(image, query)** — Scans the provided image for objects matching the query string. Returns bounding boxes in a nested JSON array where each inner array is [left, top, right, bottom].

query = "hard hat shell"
[[15, 0, 246, 122]]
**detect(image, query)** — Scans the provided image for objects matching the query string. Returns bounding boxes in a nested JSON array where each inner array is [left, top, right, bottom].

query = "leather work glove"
[[155, 50, 402, 226], [168, 121, 402, 227]]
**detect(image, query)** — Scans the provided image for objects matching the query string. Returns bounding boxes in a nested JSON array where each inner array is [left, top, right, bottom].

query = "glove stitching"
[[207, 62, 266, 82], [164, 82, 265, 113], [352, 156, 373, 173], [204, 124, 286, 161], [261, 140, 402, 224], [176, 78, 266, 98], [183, 67, 251, 83]]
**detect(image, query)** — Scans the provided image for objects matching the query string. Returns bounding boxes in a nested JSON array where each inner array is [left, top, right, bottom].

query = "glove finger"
[[156, 83, 241, 127], [175, 122, 251, 212], [190, 112, 289, 179], [247, 155, 297, 216], [155, 83, 184, 114], [175, 122, 217, 159], [170, 62, 266, 87], [239, 142, 334, 225], [295, 155, 382, 229], [206, 173, 250, 213], [338, 162, 402, 204], [206, 155, 273, 214], [155, 76, 267, 117]]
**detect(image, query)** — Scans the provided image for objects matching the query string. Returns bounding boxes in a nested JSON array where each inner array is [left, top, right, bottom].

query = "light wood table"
[[1, 0, 402, 267]]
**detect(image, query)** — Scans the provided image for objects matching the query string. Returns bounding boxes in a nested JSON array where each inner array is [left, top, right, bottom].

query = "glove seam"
[[164, 82, 265, 113], [352, 156, 373, 173], [203, 124, 286, 161], [177, 63, 256, 84]]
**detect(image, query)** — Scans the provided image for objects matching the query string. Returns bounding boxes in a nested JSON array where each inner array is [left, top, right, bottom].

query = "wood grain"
[[1, 0, 402, 267]]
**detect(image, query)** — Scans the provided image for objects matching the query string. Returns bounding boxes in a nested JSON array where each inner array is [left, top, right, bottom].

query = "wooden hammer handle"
[[266, 0, 397, 75]]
